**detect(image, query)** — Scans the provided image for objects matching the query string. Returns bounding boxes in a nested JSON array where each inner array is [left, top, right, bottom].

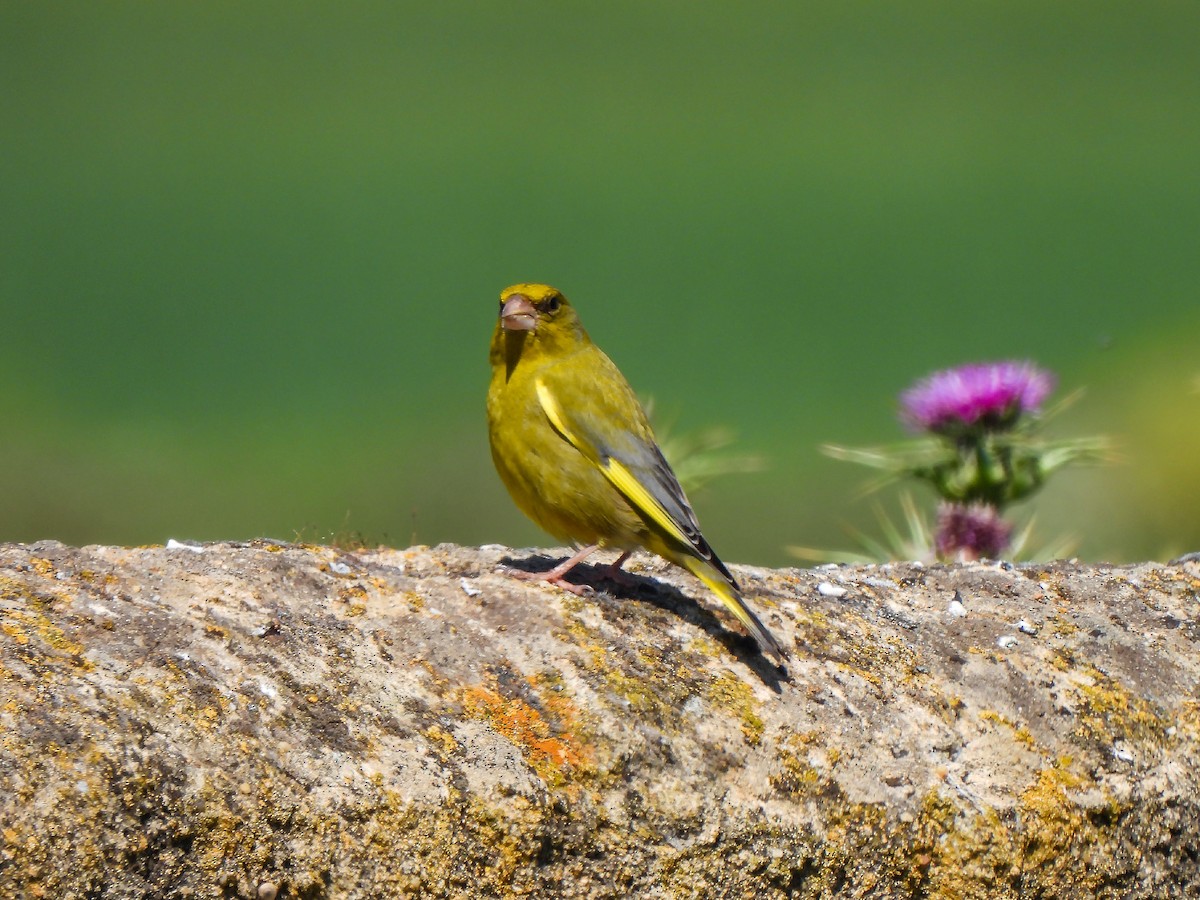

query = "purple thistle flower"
[[935, 503, 1012, 561], [899, 361, 1055, 434]]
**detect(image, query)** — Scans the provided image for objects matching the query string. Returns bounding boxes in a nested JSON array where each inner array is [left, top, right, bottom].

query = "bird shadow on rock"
[[501, 552, 788, 692]]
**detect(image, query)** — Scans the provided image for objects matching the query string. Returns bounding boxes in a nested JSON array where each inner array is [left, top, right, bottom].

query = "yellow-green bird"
[[487, 282, 787, 665]]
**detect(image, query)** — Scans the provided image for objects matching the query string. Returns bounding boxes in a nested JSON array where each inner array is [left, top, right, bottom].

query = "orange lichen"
[[460, 679, 589, 784]]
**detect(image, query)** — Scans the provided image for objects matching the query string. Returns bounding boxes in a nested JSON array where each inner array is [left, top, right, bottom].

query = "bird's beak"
[[500, 294, 538, 332]]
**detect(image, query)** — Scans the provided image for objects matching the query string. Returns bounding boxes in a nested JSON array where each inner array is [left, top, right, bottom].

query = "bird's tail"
[[680, 555, 789, 665]]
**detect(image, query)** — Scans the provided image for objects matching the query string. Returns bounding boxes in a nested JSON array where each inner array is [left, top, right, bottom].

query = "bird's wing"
[[535, 355, 788, 664], [534, 366, 735, 584]]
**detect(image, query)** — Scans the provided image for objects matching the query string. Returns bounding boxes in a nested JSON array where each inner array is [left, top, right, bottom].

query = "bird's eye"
[[544, 295, 561, 313]]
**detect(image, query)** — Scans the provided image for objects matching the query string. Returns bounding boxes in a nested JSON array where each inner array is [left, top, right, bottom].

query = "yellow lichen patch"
[[685, 635, 722, 659], [0, 581, 89, 668], [788, 605, 837, 653], [563, 616, 608, 671], [336, 583, 369, 616], [771, 729, 834, 797], [1047, 648, 1075, 671], [1142, 566, 1200, 594], [1020, 761, 1090, 833], [422, 724, 459, 762], [1016, 761, 1118, 890], [409, 657, 451, 696], [705, 670, 764, 745], [1177, 700, 1200, 739], [822, 615, 925, 692], [978, 709, 1038, 750], [601, 666, 674, 719], [460, 679, 589, 785], [1047, 616, 1080, 637], [909, 792, 1018, 900], [337, 584, 368, 603], [833, 661, 882, 689], [1014, 725, 1036, 749], [1071, 665, 1170, 746], [28, 558, 55, 578]]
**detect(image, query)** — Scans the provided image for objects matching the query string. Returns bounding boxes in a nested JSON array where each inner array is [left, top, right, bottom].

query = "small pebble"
[[817, 581, 847, 598], [997, 635, 1018, 650], [258, 882, 278, 900], [947, 599, 967, 618], [1016, 619, 1039, 635], [330, 561, 352, 575]]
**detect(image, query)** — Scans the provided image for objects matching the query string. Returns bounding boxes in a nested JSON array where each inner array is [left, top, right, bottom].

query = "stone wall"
[[2, 540, 1198, 898]]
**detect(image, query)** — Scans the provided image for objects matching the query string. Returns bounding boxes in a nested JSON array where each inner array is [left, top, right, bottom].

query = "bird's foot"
[[505, 567, 593, 595], [600, 551, 638, 588], [502, 544, 600, 595]]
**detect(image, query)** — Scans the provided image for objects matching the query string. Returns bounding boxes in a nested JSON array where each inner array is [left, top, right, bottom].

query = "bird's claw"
[[503, 567, 593, 596]]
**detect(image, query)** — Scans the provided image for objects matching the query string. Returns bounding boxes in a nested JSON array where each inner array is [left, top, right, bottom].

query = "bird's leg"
[[602, 551, 639, 587], [508, 544, 599, 595]]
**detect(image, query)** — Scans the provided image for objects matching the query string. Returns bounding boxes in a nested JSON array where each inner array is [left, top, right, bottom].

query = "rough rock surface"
[[1, 540, 1198, 899]]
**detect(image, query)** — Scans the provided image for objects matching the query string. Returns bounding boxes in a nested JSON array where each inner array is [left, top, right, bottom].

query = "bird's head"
[[498, 283, 573, 332], [491, 283, 587, 374]]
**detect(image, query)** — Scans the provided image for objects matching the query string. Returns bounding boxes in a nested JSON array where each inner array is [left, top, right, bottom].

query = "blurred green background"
[[3, 2, 1198, 565]]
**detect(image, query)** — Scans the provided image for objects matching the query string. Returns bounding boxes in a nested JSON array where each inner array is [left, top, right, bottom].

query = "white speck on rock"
[[817, 582, 847, 598], [1113, 744, 1135, 763], [330, 561, 352, 575], [947, 600, 967, 618], [997, 635, 1018, 650], [1016, 619, 1039, 635], [166, 539, 205, 553], [460, 578, 483, 597]]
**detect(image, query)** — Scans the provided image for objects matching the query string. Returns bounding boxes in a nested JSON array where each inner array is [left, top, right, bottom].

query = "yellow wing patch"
[[534, 378, 579, 449], [601, 457, 693, 549], [535, 376, 691, 548]]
